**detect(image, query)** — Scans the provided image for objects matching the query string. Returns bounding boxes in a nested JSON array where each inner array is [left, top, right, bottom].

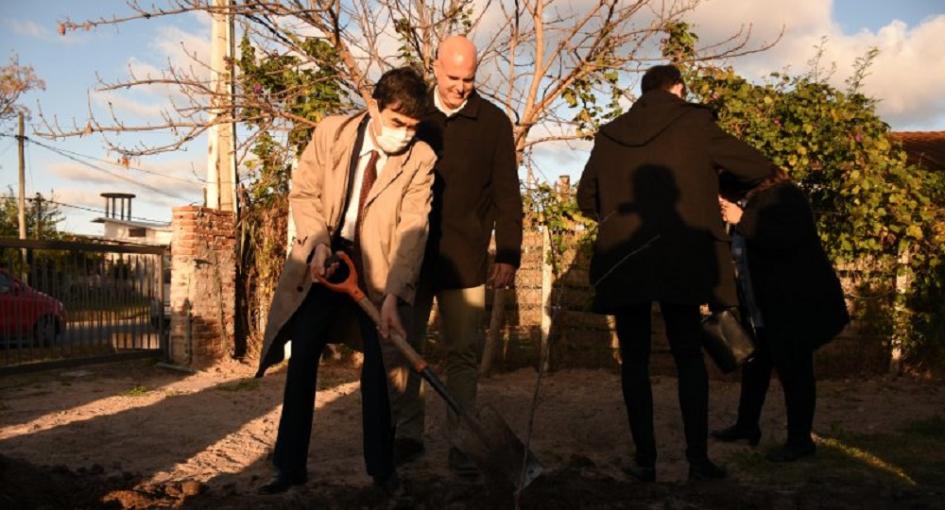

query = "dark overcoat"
[[577, 89, 775, 312], [416, 90, 524, 290], [737, 182, 850, 350]]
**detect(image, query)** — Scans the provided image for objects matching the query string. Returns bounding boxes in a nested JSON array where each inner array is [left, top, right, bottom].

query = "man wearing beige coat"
[[254, 68, 436, 495]]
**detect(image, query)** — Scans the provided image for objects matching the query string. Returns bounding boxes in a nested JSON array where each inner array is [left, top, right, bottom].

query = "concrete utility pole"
[[206, 0, 238, 213]]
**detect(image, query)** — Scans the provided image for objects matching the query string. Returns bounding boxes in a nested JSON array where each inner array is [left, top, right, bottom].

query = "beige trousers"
[[383, 281, 485, 443]]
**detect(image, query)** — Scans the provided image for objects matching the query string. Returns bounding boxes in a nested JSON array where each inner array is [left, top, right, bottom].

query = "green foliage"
[[235, 35, 347, 358], [523, 183, 595, 275], [661, 21, 699, 64], [1, 190, 65, 272], [0, 189, 64, 239], [238, 35, 347, 155], [662, 25, 945, 363]]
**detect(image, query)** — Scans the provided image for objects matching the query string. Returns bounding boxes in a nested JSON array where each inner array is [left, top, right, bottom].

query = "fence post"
[[158, 252, 168, 361], [539, 226, 553, 372], [891, 247, 912, 374]]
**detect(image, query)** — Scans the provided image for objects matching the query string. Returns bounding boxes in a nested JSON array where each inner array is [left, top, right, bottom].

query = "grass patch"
[[216, 378, 261, 392], [123, 385, 150, 397], [727, 416, 945, 490]]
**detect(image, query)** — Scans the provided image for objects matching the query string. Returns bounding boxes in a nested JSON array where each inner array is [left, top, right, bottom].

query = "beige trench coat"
[[256, 112, 436, 376]]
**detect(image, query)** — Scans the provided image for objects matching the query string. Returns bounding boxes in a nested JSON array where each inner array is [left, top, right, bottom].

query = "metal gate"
[[0, 238, 169, 373]]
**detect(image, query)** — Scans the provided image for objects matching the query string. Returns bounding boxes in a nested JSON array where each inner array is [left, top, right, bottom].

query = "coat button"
[[296, 285, 304, 292]]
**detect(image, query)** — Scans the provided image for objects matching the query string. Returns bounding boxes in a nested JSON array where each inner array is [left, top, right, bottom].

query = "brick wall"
[[169, 206, 237, 368]]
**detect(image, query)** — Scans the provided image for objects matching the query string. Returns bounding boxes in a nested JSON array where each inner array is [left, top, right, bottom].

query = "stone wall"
[[473, 229, 892, 379], [169, 206, 237, 368]]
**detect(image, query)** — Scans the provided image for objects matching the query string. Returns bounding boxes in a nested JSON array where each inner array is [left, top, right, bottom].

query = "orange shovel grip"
[[311, 251, 366, 302]]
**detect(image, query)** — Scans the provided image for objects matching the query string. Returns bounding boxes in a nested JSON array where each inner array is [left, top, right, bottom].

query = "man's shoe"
[[448, 447, 479, 478], [711, 424, 761, 446], [765, 441, 816, 463], [623, 462, 656, 482], [257, 473, 306, 495], [393, 438, 425, 467], [373, 471, 403, 496], [688, 459, 727, 481]]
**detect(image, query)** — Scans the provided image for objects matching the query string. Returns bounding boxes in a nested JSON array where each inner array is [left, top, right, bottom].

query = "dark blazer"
[[737, 182, 850, 350], [577, 89, 775, 312], [417, 90, 524, 290]]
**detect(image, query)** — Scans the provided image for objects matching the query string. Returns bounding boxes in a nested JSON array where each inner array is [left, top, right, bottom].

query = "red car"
[[0, 268, 65, 347]]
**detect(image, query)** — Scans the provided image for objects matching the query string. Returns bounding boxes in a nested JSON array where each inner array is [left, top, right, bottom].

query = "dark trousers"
[[615, 302, 709, 465], [736, 329, 816, 447], [272, 284, 394, 480]]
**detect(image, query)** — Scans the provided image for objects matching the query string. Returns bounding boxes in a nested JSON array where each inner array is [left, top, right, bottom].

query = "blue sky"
[[1, 0, 944, 235]]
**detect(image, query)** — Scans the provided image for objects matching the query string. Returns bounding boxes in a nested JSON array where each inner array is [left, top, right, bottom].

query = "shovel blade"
[[454, 404, 543, 491]]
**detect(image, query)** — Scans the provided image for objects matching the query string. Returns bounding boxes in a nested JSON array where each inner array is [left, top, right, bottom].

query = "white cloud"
[[6, 19, 47, 38], [685, 0, 945, 129], [2, 18, 91, 44], [47, 157, 204, 208], [91, 90, 167, 119], [48, 188, 107, 211], [152, 25, 212, 77]]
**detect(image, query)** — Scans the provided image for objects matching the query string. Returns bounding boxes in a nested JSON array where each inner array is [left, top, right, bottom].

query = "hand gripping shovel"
[[313, 252, 542, 491]]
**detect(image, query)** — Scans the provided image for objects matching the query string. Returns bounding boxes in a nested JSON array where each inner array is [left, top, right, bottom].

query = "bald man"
[[387, 35, 523, 475]]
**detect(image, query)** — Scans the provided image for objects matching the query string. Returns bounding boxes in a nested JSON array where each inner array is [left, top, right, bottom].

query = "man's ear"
[[366, 98, 384, 135], [669, 83, 684, 98]]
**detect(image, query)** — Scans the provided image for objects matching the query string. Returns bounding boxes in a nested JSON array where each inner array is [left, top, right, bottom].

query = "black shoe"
[[711, 424, 761, 446], [765, 442, 816, 463], [623, 462, 656, 482], [373, 471, 403, 496], [448, 447, 479, 477], [394, 438, 426, 467], [257, 473, 306, 495], [688, 459, 727, 481]]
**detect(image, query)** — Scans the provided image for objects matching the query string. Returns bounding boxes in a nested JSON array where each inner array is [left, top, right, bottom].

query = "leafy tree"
[[662, 23, 945, 365], [234, 35, 347, 358], [0, 190, 64, 239]]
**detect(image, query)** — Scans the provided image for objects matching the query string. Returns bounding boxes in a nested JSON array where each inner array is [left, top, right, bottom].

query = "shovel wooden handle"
[[313, 252, 427, 373]]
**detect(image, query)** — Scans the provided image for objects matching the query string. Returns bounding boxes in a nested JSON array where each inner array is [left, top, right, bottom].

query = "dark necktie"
[[354, 150, 379, 241]]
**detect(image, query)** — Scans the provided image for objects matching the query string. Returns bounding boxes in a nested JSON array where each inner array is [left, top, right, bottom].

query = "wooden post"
[[34, 194, 42, 238], [17, 113, 27, 274], [539, 226, 553, 372]]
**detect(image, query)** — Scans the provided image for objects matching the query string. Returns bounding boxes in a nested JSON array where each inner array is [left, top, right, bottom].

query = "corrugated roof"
[[890, 131, 945, 172]]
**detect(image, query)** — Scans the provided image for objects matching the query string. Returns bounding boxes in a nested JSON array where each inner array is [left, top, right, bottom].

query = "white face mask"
[[374, 122, 414, 154]]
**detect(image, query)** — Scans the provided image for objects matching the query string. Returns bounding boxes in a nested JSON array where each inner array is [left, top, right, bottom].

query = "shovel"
[[313, 252, 543, 491]]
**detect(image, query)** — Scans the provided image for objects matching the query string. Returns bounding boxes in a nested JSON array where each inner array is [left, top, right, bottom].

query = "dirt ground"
[[1, 358, 944, 509]]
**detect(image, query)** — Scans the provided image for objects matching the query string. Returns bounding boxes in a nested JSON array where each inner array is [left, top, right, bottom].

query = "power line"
[[16, 137, 196, 203], [0, 133, 208, 188], [0, 194, 169, 225], [30, 138, 207, 185]]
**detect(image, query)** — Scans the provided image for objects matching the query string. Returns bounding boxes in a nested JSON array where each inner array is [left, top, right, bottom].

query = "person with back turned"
[[577, 64, 776, 482], [254, 67, 436, 495]]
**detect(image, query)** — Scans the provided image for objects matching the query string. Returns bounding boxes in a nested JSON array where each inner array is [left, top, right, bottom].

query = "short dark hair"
[[372, 67, 429, 119], [641, 64, 684, 94]]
